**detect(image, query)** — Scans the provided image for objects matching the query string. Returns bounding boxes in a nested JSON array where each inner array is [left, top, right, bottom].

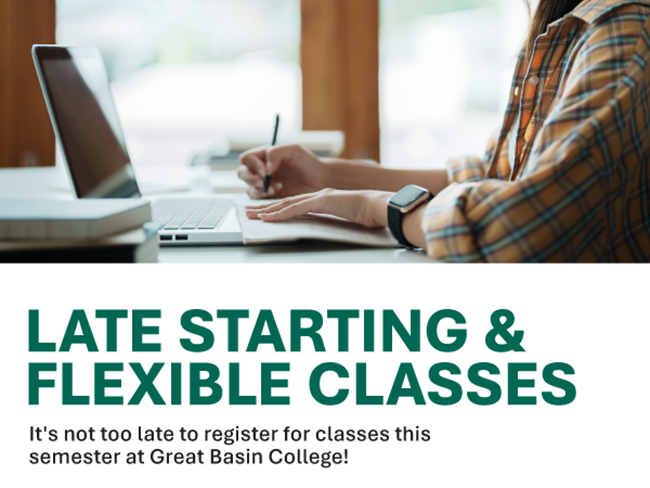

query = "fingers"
[[239, 146, 268, 177], [245, 192, 315, 218], [258, 197, 321, 222], [265, 145, 290, 175], [265, 144, 311, 175], [239, 160, 285, 199], [242, 143, 316, 178], [246, 187, 266, 200], [237, 166, 264, 189], [245, 189, 384, 228], [240, 144, 297, 177], [246, 183, 283, 201]]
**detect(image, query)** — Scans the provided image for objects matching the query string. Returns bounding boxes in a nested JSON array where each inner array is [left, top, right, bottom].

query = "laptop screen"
[[34, 46, 140, 198]]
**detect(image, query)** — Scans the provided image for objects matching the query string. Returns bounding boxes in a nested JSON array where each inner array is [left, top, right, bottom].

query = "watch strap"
[[388, 204, 414, 248], [387, 191, 433, 249]]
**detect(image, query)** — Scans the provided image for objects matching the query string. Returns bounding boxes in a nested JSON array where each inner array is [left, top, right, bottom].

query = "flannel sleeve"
[[422, 5, 650, 262]]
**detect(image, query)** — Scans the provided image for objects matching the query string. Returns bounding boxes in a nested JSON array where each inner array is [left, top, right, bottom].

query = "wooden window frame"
[[0, 0, 56, 168], [301, 0, 380, 163]]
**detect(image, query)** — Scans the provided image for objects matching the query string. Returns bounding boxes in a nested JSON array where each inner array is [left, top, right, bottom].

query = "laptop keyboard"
[[152, 198, 232, 231]]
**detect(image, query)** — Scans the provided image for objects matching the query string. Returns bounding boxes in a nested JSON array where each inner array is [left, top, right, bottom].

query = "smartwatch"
[[387, 185, 433, 248]]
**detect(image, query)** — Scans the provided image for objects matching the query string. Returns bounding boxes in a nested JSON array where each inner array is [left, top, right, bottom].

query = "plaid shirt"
[[423, 0, 650, 262]]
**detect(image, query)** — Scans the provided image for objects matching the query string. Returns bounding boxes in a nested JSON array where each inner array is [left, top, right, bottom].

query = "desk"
[[0, 167, 432, 263]]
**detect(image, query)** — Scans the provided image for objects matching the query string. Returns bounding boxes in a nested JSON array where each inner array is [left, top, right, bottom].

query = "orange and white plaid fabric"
[[423, 0, 650, 262]]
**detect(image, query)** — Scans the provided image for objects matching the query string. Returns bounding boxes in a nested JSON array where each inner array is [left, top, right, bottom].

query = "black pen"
[[263, 114, 281, 195]]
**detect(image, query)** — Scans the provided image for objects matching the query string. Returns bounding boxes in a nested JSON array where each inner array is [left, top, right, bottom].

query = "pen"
[[263, 114, 281, 195]]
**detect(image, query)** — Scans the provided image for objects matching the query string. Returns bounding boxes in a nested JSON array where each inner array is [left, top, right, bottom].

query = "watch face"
[[390, 185, 428, 208]]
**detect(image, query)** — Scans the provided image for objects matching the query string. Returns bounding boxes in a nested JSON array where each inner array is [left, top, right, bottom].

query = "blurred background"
[[380, 0, 527, 167], [1, 0, 529, 173]]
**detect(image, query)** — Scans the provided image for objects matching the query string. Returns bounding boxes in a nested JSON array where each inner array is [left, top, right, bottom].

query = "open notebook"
[[235, 205, 399, 247]]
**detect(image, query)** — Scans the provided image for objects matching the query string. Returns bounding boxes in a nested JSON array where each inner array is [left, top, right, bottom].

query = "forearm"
[[324, 159, 449, 195]]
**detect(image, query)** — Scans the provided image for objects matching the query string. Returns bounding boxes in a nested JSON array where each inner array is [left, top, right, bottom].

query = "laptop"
[[32, 44, 243, 246]]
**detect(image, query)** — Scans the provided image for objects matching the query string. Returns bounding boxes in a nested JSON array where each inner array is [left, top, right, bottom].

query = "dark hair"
[[525, 0, 584, 60]]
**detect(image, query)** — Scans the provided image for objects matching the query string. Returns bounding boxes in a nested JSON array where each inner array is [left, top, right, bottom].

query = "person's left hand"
[[245, 189, 393, 228]]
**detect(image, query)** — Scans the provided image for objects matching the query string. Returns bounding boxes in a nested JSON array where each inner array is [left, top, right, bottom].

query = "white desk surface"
[[0, 167, 432, 263]]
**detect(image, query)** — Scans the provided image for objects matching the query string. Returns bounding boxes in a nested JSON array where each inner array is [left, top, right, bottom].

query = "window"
[[56, 0, 302, 168], [56, 0, 531, 170], [380, 0, 529, 168]]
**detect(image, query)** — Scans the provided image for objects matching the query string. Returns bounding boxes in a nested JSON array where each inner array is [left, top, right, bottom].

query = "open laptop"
[[32, 44, 243, 246]]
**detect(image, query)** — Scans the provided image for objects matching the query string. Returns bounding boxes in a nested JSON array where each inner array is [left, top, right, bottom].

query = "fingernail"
[[276, 182, 283, 191], [267, 187, 276, 196]]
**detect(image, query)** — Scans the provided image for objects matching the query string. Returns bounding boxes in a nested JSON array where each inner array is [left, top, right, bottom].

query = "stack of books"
[[0, 199, 159, 263]]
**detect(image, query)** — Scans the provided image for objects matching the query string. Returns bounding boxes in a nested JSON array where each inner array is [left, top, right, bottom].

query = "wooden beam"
[[0, 0, 19, 169], [301, 0, 380, 162], [0, 0, 56, 168]]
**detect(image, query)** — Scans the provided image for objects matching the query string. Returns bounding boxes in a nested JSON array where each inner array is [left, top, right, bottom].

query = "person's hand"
[[245, 188, 430, 250], [238, 144, 330, 199], [245, 189, 392, 228]]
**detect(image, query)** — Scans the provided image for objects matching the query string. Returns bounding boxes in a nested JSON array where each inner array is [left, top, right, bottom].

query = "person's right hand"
[[237, 144, 330, 199]]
